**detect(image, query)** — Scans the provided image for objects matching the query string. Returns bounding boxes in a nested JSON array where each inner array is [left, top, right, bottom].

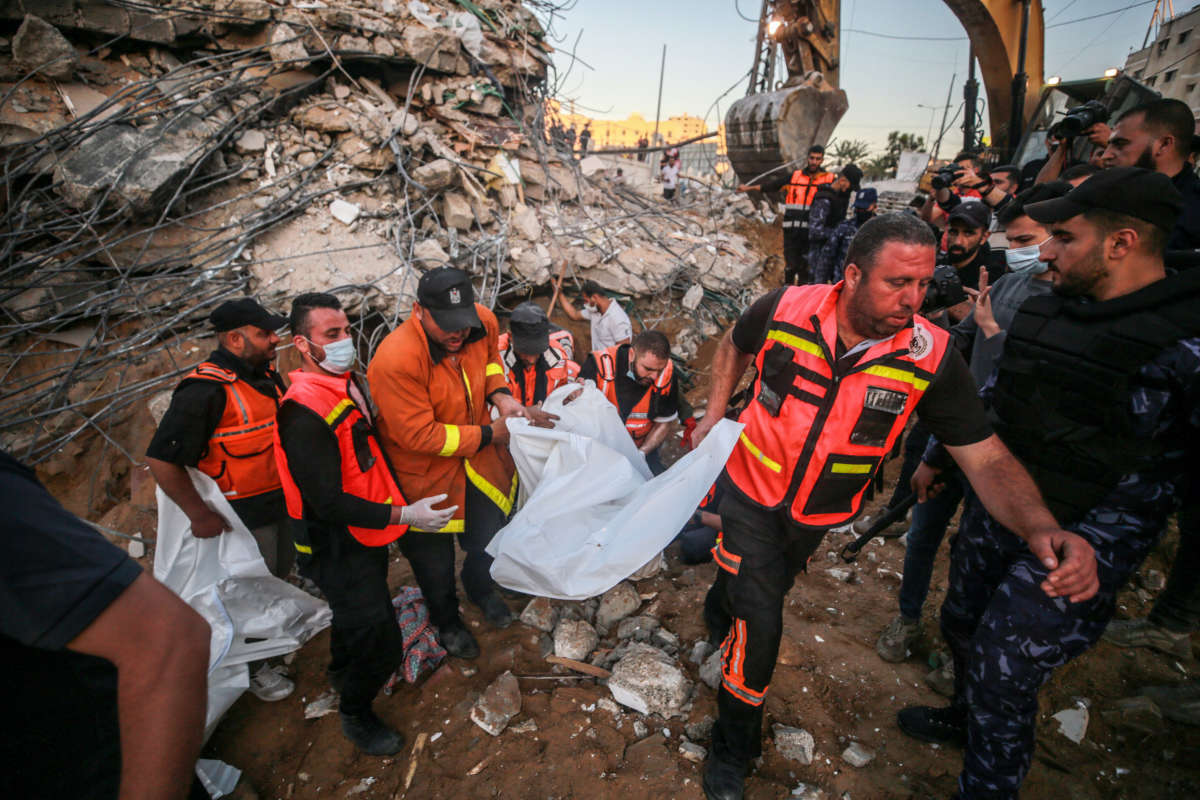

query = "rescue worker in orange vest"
[[689, 214, 1097, 800], [146, 297, 296, 703], [368, 268, 557, 660], [739, 144, 834, 286], [498, 302, 580, 405], [578, 330, 680, 475], [275, 293, 455, 756]]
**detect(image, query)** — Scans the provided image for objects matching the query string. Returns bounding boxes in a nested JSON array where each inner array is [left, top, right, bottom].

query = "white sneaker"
[[250, 665, 295, 702]]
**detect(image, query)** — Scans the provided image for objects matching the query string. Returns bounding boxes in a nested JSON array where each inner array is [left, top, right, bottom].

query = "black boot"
[[340, 710, 405, 756], [438, 622, 480, 659], [702, 755, 746, 800], [897, 705, 967, 747], [475, 592, 514, 628]]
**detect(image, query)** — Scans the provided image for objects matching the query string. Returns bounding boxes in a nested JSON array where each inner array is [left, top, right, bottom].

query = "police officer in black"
[[898, 167, 1200, 799]]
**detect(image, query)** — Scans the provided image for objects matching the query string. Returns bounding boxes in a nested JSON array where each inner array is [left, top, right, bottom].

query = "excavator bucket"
[[724, 72, 848, 186]]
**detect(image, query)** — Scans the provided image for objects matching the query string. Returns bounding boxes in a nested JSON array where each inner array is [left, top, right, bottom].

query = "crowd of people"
[[3, 98, 1199, 800]]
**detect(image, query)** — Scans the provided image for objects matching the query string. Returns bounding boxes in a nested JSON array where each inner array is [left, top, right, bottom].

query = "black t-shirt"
[[579, 344, 680, 423], [730, 288, 992, 447], [146, 347, 286, 528], [0, 449, 143, 799]]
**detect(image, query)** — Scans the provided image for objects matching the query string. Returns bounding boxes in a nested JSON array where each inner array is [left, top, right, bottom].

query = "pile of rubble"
[[0, 0, 768, 489]]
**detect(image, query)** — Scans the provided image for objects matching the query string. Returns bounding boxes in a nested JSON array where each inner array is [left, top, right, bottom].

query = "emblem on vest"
[[909, 323, 932, 359], [449, 288, 461, 304]]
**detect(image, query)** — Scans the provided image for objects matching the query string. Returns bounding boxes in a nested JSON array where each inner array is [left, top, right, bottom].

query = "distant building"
[[544, 100, 726, 155], [1123, 5, 1200, 119]]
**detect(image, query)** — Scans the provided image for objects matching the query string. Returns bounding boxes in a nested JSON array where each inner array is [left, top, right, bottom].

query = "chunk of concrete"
[[791, 783, 826, 799], [412, 158, 457, 191], [470, 670, 521, 736], [607, 644, 693, 718], [390, 108, 420, 137], [13, 15, 78, 80], [441, 191, 474, 230], [236, 129, 267, 154], [511, 203, 542, 241], [841, 741, 874, 768], [553, 619, 598, 661], [596, 581, 640, 628], [682, 283, 704, 311], [412, 238, 449, 266], [616, 615, 659, 642], [700, 648, 722, 690], [679, 741, 706, 762], [330, 199, 361, 226], [773, 725, 815, 765], [267, 23, 309, 65], [519, 597, 559, 633], [1052, 706, 1089, 744]]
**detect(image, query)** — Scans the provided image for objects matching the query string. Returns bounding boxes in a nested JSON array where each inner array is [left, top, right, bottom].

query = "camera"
[[1050, 100, 1108, 139], [921, 264, 968, 313], [930, 165, 963, 191]]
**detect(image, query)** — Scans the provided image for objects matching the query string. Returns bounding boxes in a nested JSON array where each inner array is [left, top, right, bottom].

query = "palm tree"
[[828, 139, 871, 168]]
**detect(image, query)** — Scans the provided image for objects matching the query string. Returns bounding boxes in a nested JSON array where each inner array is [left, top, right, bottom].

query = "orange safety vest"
[[593, 344, 674, 446], [725, 284, 950, 529], [186, 361, 282, 500], [784, 169, 834, 210], [498, 330, 581, 405], [274, 370, 408, 547]]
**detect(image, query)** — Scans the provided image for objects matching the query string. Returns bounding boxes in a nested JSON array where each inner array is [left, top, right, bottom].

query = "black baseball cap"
[[210, 298, 287, 333], [1025, 166, 1183, 233], [509, 302, 550, 354], [417, 267, 481, 331], [841, 163, 863, 191], [948, 200, 990, 230]]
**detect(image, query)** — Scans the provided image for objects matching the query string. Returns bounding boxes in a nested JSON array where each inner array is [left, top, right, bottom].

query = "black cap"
[[210, 298, 287, 333], [509, 302, 550, 354], [948, 200, 990, 230], [1025, 166, 1183, 233], [841, 163, 863, 191], [417, 267, 481, 331]]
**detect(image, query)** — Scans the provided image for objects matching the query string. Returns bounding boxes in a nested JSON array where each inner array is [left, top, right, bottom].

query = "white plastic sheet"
[[153, 469, 331, 740], [487, 384, 741, 600]]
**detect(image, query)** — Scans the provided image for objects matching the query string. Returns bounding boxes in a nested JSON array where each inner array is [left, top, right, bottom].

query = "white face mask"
[[309, 336, 356, 374], [1004, 236, 1051, 275]]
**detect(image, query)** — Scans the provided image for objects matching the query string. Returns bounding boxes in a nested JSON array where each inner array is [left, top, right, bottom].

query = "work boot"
[[340, 710, 405, 756], [248, 664, 295, 702], [876, 615, 921, 663], [1139, 681, 1200, 726], [702, 755, 747, 800], [897, 705, 967, 748], [1102, 618, 1193, 659], [475, 592, 514, 628], [438, 623, 480, 659], [925, 656, 955, 698]]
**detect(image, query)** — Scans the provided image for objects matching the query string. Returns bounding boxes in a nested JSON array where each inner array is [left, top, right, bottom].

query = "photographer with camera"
[[1101, 98, 1200, 260], [1034, 100, 1111, 185], [932, 152, 1016, 224], [929, 201, 1006, 325]]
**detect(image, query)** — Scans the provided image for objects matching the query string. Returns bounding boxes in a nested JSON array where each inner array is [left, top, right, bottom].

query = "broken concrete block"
[[773, 725, 815, 765], [441, 191, 474, 230], [54, 124, 197, 216], [685, 715, 714, 742], [700, 648, 722, 690], [682, 283, 704, 311], [389, 108, 420, 137], [511, 203, 541, 241], [412, 158, 457, 191], [616, 615, 659, 642], [689, 640, 713, 665], [412, 238, 449, 266], [791, 783, 826, 799], [1052, 705, 1088, 743], [294, 105, 353, 133], [236, 129, 267, 154], [267, 23, 308, 65], [679, 741, 706, 762], [330, 199, 361, 226], [336, 34, 371, 53], [400, 25, 461, 72], [826, 567, 852, 582], [519, 597, 559, 633], [841, 741, 874, 768], [607, 644, 692, 718], [470, 670, 521, 736], [1101, 696, 1165, 736], [13, 15, 78, 80], [596, 581, 640, 628], [553, 619, 598, 661]]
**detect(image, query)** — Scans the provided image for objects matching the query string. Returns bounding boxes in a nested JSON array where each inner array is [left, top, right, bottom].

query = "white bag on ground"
[[487, 384, 741, 600], [153, 468, 331, 739]]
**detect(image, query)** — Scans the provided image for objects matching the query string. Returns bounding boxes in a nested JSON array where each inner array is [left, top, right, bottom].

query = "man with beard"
[[739, 145, 834, 285], [936, 201, 1007, 324], [898, 167, 1200, 799], [579, 330, 679, 475], [806, 163, 862, 281], [1102, 98, 1200, 261], [689, 213, 1095, 800]]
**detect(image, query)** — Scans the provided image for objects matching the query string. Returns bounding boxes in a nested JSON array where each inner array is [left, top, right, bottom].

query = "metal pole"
[[963, 45, 978, 151], [653, 44, 666, 147], [932, 72, 956, 162], [1008, 0, 1032, 160]]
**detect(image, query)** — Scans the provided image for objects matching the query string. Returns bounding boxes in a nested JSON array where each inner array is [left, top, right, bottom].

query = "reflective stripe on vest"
[[499, 332, 581, 406], [783, 170, 834, 209], [724, 284, 949, 529], [274, 370, 409, 547], [593, 345, 673, 445], [186, 362, 282, 500]]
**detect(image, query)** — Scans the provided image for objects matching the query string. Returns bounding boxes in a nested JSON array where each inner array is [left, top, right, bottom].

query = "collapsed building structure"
[[0, 0, 770, 520]]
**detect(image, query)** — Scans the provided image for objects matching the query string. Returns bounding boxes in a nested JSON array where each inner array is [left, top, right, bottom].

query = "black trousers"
[[397, 481, 507, 630], [705, 489, 827, 764], [300, 534, 402, 717], [782, 223, 810, 285]]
